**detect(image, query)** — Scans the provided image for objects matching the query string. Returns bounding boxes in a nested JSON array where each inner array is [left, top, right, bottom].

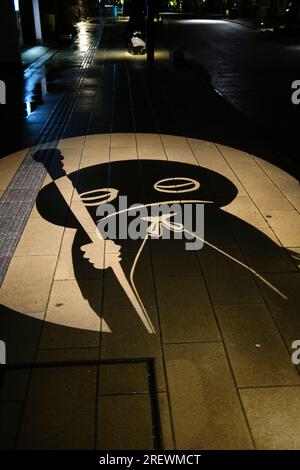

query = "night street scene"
[[0, 0, 300, 462]]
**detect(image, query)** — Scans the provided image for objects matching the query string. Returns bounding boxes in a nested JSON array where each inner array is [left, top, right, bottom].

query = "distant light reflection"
[[26, 102, 32, 117], [101, 49, 168, 61], [174, 19, 227, 25], [76, 22, 90, 53]]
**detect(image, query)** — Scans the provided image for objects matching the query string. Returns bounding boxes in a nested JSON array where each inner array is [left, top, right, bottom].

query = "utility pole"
[[145, 0, 155, 65], [32, 0, 43, 45], [0, 0, 22, 72]]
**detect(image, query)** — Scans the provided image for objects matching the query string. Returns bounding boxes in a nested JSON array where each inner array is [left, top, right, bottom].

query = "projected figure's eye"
[[154, 177, 200, 193], [79, 188, 118, 206]]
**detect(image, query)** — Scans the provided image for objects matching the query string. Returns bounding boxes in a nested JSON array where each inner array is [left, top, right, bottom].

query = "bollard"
[[145, 0, 155, 65]]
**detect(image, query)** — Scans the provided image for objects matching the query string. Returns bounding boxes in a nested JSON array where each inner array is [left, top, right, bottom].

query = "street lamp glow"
[[14, 0, 20, 11]]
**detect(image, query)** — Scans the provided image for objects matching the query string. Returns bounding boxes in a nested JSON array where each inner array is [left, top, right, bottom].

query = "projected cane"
[[33, 148, 155, 334]]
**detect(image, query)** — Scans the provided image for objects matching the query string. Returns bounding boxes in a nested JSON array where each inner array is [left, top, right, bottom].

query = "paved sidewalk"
[[21, 46, 57, 68], [0, 16, 300, 450], [162, 16, 300, 181], [228, 18, 257, 29]]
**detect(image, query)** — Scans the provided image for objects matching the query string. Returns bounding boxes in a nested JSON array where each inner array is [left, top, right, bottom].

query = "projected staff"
[[34, 148, 155, 334]]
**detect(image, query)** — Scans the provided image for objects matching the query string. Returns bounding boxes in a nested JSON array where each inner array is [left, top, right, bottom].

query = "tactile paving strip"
[[0, 21, 105, 286]]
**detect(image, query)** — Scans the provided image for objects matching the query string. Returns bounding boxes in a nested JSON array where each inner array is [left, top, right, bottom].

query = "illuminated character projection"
[[32, 147, 298, 338]]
